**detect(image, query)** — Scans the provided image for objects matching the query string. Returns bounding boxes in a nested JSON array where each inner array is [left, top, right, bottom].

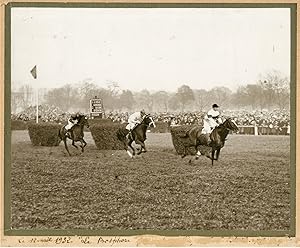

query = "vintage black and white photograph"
[[8, 5, 294, 234]]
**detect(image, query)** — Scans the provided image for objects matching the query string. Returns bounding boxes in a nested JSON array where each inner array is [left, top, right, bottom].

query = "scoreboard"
[[89, 97, 104, 118]]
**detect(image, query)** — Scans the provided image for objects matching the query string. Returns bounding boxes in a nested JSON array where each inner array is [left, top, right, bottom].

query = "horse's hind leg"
[[128, 140, 135, 157], [216, 148, 221, 161], [135, 140, 146, 155], [188, 146, 200, 164], [211, 149, 215, 166], [72, 140, 78, 149], [63, 139, 71, 156]]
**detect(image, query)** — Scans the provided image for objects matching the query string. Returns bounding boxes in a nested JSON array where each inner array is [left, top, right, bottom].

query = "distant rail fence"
[[167, 124, 290, 136], [236, 125, 290, 135]]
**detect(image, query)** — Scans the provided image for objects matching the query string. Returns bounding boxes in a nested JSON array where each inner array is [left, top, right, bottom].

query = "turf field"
[[10, 130, 291, 231]]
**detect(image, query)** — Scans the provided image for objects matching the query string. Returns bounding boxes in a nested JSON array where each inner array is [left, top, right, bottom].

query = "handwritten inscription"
[[17, 236, 131, 246], [97, 237, 131, 246]]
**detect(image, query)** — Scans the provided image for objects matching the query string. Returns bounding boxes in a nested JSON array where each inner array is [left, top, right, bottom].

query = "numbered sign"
[[90, 98, 103, 118]]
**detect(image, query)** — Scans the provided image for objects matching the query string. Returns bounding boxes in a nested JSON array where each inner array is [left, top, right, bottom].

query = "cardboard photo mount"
[[0, 1, 299, 246]]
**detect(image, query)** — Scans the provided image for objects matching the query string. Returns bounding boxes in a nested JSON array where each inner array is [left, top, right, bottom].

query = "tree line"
[[11, 70, 290, 113]]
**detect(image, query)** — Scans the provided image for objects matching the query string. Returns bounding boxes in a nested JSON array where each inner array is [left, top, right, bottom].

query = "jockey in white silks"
[[126, 109, 146, 132], [202, 104, 222, 134], [65, 113, 81, 134]]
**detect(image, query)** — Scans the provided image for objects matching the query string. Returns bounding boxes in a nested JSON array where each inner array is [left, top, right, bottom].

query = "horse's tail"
[[58, 127, 62, 140]]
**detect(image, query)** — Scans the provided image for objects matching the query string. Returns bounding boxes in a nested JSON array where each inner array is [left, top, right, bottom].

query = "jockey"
[[65, 112, 81, 133], [126, 109, 146, 132], [202, 103, 222, 135]]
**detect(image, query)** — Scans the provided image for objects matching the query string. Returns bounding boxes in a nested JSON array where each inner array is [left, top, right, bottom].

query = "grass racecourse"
[[10, 130, 291, 231]]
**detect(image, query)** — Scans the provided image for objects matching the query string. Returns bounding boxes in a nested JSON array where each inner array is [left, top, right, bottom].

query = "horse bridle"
[[223, 119, 238, 132], [77, 115, 89, 127], [142, 115, 156, 128]]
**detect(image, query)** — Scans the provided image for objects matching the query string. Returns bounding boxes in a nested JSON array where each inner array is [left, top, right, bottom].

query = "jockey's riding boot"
[[127, 131, 133, 140], [67, 131, 71, 138], [66, 130, 72, 138]]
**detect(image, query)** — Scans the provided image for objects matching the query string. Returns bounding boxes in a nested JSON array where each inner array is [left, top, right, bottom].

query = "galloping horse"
[[180, 118, 239, 165], [116, 114, 156, 158], [58, 114, 90, 156]]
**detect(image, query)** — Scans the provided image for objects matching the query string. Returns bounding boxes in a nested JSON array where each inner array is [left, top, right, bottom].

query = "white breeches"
[[65, 120, 77, 130], [126, 122, 138, 131], [202, 118, 218, 134]]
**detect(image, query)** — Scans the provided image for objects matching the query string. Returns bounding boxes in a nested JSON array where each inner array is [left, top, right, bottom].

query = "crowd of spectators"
[[11, 105, 290, 133], [222, 109, 290, 129], [11, 105, 69, 123], [106, 112, 129, 123], [106, 109, 290, 134]]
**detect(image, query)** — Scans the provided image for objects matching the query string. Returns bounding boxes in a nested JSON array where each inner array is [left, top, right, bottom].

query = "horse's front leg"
[[79, 139, 86, 152]]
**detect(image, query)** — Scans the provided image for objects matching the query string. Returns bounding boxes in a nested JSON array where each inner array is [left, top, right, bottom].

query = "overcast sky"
[[11, 7, 290, 92]]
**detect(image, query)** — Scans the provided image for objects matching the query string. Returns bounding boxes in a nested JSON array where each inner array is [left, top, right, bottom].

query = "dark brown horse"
[[180, 118, 239, 165], [116, 114, 156, 158], [58, 114, 90, 156]]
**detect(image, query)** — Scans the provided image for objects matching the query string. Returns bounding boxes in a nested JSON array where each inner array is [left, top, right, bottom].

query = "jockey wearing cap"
[[126, 109, 146, 131], [202, 104, 222, 135], [65, 113, 81, 134]]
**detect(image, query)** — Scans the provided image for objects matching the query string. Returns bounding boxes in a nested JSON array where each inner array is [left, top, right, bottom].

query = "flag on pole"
[[30, 65, 38, 123], [30, 65, 37, 79]]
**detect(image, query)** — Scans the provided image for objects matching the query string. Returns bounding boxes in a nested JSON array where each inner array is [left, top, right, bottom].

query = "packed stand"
[[11, 105, 70, 123], [11, 105, 290, 134]]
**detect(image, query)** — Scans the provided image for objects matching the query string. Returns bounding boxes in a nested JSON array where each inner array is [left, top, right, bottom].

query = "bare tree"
[[193, 89, 210, 112], [176, 85, 194, 112], [152, 91, 170, 112]]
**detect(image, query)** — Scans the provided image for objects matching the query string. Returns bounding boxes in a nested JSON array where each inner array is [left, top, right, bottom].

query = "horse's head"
[[222, 117, 239, 133], [142, 114, 156, 128], [78, 114, 90, 128]]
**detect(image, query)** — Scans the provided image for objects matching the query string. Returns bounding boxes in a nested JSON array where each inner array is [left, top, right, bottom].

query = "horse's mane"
[[79, 114, 86, 119]]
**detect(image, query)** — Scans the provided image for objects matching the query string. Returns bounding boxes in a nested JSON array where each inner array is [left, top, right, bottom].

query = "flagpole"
[[36, 87, 39, 123]]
